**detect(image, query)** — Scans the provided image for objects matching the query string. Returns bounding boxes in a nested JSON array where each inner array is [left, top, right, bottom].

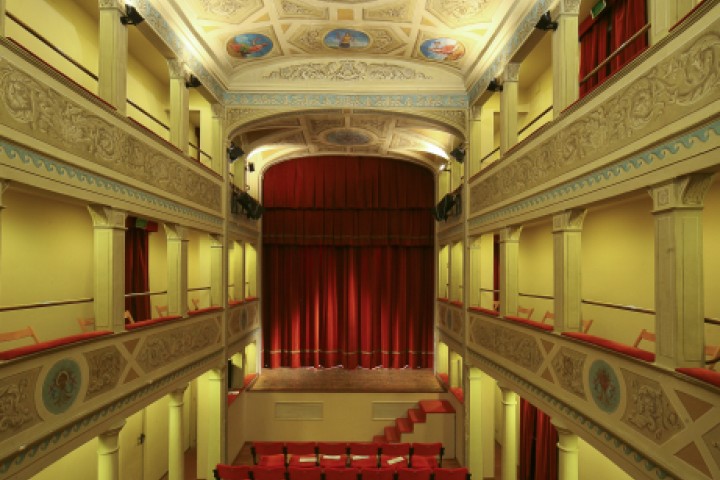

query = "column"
[[500, 387, 518, 480], [233, 241, 244, 303], [168, 385, 188, 480], [468, 108, 482, 177], [168, 59, 189, 154], [552, 209, 587, 332], [0, 181, 7, 298], [88, 205, 126, 332], [552, 419, 579, 480], [211, 103, 226, 175], [498, 226, 522, 317], [164, 223, 188, 317], [650, 174, 714, 368], [479, 107, 495, 165], [98, 0, 128, 114], [648, 2, 694, 45], [466, 368, 483, 478], [0, 0, 6, 37], [499, 63, 520, 155], [209, 234, 224, 307], [97, 420, 126, 480], [552, 0, 580, 116], [206, 367, 225, 480]]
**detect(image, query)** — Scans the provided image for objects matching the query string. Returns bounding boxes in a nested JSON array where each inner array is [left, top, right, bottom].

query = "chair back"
[[433, 468, 470, 480], [251, 466, 286, 480], [348, 442, 379, 456], [251, 442, 285, 465], [517, 306, 534, 319], [380, 443, 410, 456], [287, 467, 321, 480], [77, 318, 95, 332], [359, 468, 395, 480], [540, 311, 554, 324], [286, 441, 317, 456], [410, 443, 443, 467], [633, 328, 656, 349], [397, 468, 432, 480], [318, 442, 347, 455], [215, 464, 251, 480], [0, 326, 39, 347], [324, 468, 359, 480]]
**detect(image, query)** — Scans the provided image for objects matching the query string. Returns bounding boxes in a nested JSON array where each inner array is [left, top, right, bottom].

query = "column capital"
[[498, 225, 522, 243], [87, 205, 127, 229], [98, 0, 125, 11], [552, 209, 587, 233], [172, 383, 189, 396], [167, 59, 186, 80], [502, 63, 520, 83], [557, 0, 581, 16], [650, 173, 715, 213], [99, 419, 126, 438], [211, 102, 225, 120], [0, 179, 9, 209], [164, 223, 189, 241]]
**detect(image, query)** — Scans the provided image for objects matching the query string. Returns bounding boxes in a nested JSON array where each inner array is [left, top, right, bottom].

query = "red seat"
[[215, 464, 251, 480], [433, 468, 470, 480], [359, 468, 395, 480], [286, 441, 317, 467], [317, 442, 348, 467], [410, 443, 443, 468], [251, 466, 287, 480], [379, 443, 410, 469], [251, 442, 286, 467], [348, 442, 379, 468], [324, 467, 359, 480], [397, 468, 432, 480], [287, 467, 322, 480]]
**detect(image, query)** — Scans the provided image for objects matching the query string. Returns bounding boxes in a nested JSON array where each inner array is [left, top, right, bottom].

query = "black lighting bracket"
[[449, 144, 466, 164], [120, 5, 145, 25], [535, 11, 558, 31], [185, 74, 202, 88], [487, 79, 503, 92], [227, 143, 244, 162]]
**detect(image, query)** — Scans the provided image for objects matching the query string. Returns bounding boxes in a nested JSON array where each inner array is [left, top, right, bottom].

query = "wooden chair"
[[77, 317, 95, 333], [540, 311, 554, 324], [124, 310, 135, 325], [215, 464, 251, 480], [155, 305, 169, 317], [0, 326, 40, 348], [492, 300, 500, 311], [705, 344, 720, 371], [633, 328, 656, 350], [581, 319, 593, 334], [517, 306, 534, 319], [191, 298, 200, 311]]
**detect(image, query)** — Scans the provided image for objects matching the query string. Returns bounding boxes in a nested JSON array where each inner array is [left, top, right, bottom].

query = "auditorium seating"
[[286, 441, 318, 467], [379, 443, 410, 469], [433, 468, 470, 480], [318, 442, 349, 467], [215, 464, 251, 480], [397, 468, 432, 480], [324, 467, 360, 480], [251, 442, 286, 467], [251, 466, 287, 480], [288, 467, 322, 480], [348, 442, 380, 468], [409, 443, 443, 468]]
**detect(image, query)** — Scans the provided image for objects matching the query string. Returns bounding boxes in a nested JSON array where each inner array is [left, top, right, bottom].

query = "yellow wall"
[[518, 220, 554, 321], [126, 55, 170, 141], [582, 195, 655, 345], [31, 437, 97, 480], [148, 227, 168, 318], [0, 189, 93, 343], [188, 228, 212, 309], [703, 181, 720, 347], [578, 438, 633, 480]]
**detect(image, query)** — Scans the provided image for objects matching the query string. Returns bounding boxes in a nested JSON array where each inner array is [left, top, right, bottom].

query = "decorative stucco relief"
[[427, 0, 495, 26], [350, 117, 388, 136], [622, 369, 684, 443], [469, 318, 543, 373], [228, 308, 242, 336], [363, 1, 414, 22], [0, 60, 221, 211], [701, 423, 720, 473], [470, 30, 720, 212], [0, 368, 41, 442], [309, 118, 345, 133], [551, 347, 586, 399], [136, 321, 221, 373], [264, 61, 431, 81], [84, 346, 126, 400], [198, 0, 262, 18], [277, 0, 328, 19]]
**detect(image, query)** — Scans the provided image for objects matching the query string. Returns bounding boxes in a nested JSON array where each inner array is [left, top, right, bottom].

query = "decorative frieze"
[[622, 369, 684, 443], [551, 347, 586, 398], [264, 61, 430, 81], [0, 368, 41, 442], [136, 320, 221, 373], [469, 319, 543, 373], [84, 347, 126, 400]]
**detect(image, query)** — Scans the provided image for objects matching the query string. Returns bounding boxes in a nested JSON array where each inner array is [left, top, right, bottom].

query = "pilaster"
[[500, 64, 519, 155], [206, 366, 226, 480], [87, 205, 127, 333], [98, 0, 128, 114], [648, 1, 694, 45], [168, 385, 188, 480], [168, 59, 189, 154], [479, 107, 494, 166], [650, 173, 714, 368], [552, 209, 587, 332], [211, 103, 226, 175], [498, 226, 522, 318], [0, 180, 7, 298], [0, 0, 6, 37], [552, 0, 580, 115], [97, 420, 126, 480], [552, 418, 579, 480], [210, 234, 224, 307], [500, 387, 518, 480], [164, 223, 189, 317], [466, 368, 483, 479], [468, 109, 482, 177]]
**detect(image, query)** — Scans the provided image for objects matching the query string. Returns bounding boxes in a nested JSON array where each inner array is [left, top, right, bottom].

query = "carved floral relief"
[[551, 347, 586, 398], [622, 369, 684, 443], [84, 347, 126, 400], [136, 321, 221, 372], [0, 368, 42, 442]]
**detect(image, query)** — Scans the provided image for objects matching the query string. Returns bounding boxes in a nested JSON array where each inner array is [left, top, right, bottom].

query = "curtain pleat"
[[262, 157, 434, 368], [124, 221, 151, 323]]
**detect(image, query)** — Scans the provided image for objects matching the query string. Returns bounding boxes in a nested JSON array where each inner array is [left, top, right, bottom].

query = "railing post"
[[98, 0, 128, 114], [552, 0, 580, 115]]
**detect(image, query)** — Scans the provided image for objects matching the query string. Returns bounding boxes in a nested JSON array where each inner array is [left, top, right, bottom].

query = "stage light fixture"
[[120, 5, 145, 25], [227, 143, 244, 162], [449, 145, 466, 163], [246, 162, 255, 173], [535, 12, 558, 31], [185, 74, 201, 88], [487, 79, 503, 92]]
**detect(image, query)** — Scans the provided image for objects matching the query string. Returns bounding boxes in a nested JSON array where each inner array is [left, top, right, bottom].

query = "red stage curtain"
[[262, 156, 435, 368], [124, 218, 151, 323], [519, 399, 558, 480], [579, 0, 648, 97]]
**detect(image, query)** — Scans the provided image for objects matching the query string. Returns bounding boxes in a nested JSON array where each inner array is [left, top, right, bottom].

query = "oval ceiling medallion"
[[325, 129, 373, 146], [324, 29, 370, 50], [226, 33, 274, 59], [420, 38, 465, 61]]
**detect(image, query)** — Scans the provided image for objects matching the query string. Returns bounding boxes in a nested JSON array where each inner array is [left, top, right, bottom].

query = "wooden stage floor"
[[248, 367, 445, 393]]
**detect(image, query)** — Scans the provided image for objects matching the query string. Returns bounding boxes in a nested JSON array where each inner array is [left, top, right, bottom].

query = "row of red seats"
[[215, 465, 470, 480], [251, 442, 444, 469]]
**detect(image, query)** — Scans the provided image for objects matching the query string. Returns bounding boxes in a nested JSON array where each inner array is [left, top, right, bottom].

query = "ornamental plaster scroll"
[[701, 423, 720, 473], [98, 0, 124, 10], [0, 368, 42, 443], [363, 1, 414, 22], [224, 92, 468, 109], [363, 29, 404, 54], [650, 173, 716, 211], [263, 61, 431, 81], [470, 30, 720, 212], [0, 60, 221, 211], [83, 346, 127, 400], [309, 118, 345, 134], [622, 369, 684, 443], [469, 318, 544, 373], [228, 307, 242, 337], [136, 320, 221, 373], [198, 0, 260, 17], [277, 0, 328, 19], [427, 0, 494, 26], [350, 117, 388, 136], [551, 347, 586, 399]]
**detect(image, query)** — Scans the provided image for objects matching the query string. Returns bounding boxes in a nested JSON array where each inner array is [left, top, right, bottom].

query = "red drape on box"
[[520, 399, 558, 480], [579, 0, 647, 97], [124, 219, 151, 323], [262, 156, 435, 369]]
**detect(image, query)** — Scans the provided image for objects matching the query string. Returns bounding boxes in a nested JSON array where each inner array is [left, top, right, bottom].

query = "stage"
[[248, 367, 445, 393]]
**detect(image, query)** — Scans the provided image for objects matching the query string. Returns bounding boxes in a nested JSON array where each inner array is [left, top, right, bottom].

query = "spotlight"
[[449, 145, 465, 163], [535, 12, 558, 31], [246, 162, 255, 173], [185, 74, 202, 88], [120, 5, 145, 25], [487, 79, 503, 92], [227, 143, 244, 162]]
